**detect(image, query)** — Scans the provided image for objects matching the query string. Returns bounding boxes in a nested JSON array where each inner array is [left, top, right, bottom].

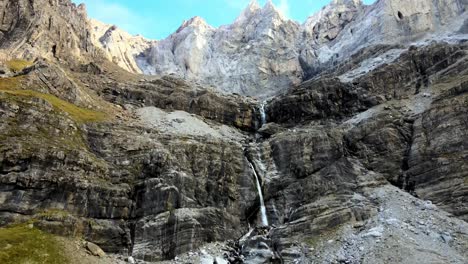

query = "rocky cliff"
[[88, 19, 154, 74], [88, 0, 468, 96], [0, 0, 467, 263], [0, 0, 95, 63]]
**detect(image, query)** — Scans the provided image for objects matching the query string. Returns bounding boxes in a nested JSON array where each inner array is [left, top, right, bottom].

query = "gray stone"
[[86, 242, 106, 257]]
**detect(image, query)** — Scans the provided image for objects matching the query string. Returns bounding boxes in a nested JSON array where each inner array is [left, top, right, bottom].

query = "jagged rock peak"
[[234, 0, 286, 25], [234, 0, 261, 24], [89, 18, 153, 73], [262, 0, 286, 18], [247, 0, 261, 10], [176, 16, 212, 33]]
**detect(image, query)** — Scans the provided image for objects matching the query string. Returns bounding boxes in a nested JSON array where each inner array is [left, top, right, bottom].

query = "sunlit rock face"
[[88, 18, 155, 74], [4, 0, 465, 96], [137, 1, 302, 97], [88, 0, 467, 96]]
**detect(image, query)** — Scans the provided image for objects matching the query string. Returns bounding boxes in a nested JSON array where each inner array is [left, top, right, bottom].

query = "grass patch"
[[5, 59, 33, 73], [0, 225, 69, 264], [0, 89, 107, 123], [0, 76, 23, 90], [0, 75, 107, 123]]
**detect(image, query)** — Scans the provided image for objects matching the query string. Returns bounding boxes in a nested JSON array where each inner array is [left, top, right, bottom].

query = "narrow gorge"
[[0, 0, 467, 263]]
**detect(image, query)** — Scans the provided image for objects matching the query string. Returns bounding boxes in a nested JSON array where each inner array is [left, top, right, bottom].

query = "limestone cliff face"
[[102, 0, 467, 96], [88, 19, 154, 74], [1, 0, 468, 263], [0, 0, 94, 62], [138, 2, 302, 97], [3, 0, 465, 96], [300, 0, 467, 76]]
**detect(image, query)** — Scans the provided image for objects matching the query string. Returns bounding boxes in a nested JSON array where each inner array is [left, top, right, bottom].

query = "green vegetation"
[[36, 209, 71, 221], [1, 89, 107, 123], [5, 59, 33, 73], [0, 225, 69, 264], [0, 76, 23, 90], [0, 74, 107, 124]]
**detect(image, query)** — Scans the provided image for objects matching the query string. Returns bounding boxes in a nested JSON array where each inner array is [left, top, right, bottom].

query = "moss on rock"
[[0, 89, 107, 123], [5, 59, 33, 73]]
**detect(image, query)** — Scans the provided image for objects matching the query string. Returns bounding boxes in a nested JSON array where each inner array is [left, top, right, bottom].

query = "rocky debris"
[[135, 107, 247, 141], [303, 185, 468, 264], [126, 256, 136, 264], [238, 227, 282, 264], [155, 241, 232, 264], [86, 241, 107, 257]]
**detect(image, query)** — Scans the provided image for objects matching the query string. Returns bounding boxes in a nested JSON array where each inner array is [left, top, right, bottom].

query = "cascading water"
[[259, 101, 267, 127], [248, 161, 269, 226]]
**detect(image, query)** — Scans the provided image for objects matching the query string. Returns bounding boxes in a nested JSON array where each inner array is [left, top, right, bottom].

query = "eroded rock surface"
[[0, 0, 467, 263]]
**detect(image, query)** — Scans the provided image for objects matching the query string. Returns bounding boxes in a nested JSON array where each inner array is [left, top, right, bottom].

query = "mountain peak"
[[261, 0, 287, 20], [264, 0, 276, 9], [176, 16, 212, 33], [248, 0, 261, 10], [234, 0, 261, 24], [235, 0, 286, 24]]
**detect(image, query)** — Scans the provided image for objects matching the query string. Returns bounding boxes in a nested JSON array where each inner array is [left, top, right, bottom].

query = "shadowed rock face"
[[407, 81, 468, 221], [0, 0, 468, 263], [0, 65, 259, 257]]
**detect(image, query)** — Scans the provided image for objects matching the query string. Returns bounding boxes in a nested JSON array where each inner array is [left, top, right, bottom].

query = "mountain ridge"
[[0, 0, 468, 263], [87, 0, 468, 96]]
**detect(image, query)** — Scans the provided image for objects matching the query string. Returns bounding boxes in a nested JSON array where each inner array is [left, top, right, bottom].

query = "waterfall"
[[259, 101, 267, 127], [248, 161, 269, 226]]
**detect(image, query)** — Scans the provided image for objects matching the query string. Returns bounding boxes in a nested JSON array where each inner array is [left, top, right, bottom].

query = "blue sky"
[[73, 0, 376, 40]]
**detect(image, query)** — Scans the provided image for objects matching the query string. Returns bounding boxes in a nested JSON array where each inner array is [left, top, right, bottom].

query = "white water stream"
[[248, 161, 269, 226], [259, 101, 267, 127]]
